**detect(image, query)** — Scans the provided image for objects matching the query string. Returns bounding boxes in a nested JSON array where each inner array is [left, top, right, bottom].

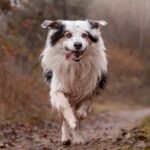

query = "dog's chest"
[[56, 60, 99, 103]]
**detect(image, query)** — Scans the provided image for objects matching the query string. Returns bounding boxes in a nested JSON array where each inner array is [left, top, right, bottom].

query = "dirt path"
[[0, 108, 150, 150]]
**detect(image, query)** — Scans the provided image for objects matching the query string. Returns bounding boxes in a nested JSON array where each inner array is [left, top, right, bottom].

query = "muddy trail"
[[0, 108, 150, 150]]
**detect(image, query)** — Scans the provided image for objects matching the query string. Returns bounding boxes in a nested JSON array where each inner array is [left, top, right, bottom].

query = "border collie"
[[41, 20, 108, 145]]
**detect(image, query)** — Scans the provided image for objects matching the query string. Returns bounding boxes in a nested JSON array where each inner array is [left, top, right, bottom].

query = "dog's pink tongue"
[[66, 51, 74, 60]]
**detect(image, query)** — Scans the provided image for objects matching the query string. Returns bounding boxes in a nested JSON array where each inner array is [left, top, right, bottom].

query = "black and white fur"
[[41, 20, 108, 145]]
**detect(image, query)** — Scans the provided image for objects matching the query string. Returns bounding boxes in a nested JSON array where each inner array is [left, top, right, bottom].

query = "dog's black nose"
[[74, 42, 82, 50]]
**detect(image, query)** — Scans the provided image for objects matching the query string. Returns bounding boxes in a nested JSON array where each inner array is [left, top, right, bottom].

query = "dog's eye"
[[65, 32, 72, 38], [82, 33, 88, 38]]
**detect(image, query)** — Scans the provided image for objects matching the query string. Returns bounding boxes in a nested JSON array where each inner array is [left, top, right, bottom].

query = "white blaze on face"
[[62, 21, 93, 50]]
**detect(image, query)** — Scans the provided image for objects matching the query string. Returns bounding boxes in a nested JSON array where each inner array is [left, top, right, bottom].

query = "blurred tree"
[[62, 0, 67, 19]]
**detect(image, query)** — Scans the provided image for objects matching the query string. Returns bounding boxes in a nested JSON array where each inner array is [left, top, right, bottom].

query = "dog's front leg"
[[50, 92, 77, 129], [61, 120, 71, 146]]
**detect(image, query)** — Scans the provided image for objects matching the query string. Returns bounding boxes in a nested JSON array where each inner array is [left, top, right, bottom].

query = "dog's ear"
[[98, 20, 108, 27], [41, 20, 62, 30], [88, 20, 107, 29]]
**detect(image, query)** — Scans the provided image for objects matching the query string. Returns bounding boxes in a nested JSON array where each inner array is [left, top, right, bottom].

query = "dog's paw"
[[73, 135, 84, 145], [61, 139, 71, 146], [76, 108, 88, 120], [68, 119, 77, 129], [61, 131, 71, 146]]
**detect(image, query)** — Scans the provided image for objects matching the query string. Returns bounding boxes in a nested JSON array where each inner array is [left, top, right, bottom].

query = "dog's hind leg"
[[61, 120, 71, 146], [76, 99, 92, 120], [50, 92, 77, 129]]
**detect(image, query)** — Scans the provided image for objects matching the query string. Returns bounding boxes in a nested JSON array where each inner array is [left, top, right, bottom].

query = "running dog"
[[40, 20, 108, 145]]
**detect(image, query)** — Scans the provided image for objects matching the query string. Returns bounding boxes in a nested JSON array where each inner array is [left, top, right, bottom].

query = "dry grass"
[[108, 48, 144, 75], [94, 48, 149, 106], [0, 37, 52, 123]]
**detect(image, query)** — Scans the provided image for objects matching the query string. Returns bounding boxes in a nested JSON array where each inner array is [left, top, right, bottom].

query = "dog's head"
[[41, 20, 107, 62]]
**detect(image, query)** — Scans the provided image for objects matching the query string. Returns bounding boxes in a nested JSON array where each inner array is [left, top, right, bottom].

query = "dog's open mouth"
[[65, 48, 85, 62]]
